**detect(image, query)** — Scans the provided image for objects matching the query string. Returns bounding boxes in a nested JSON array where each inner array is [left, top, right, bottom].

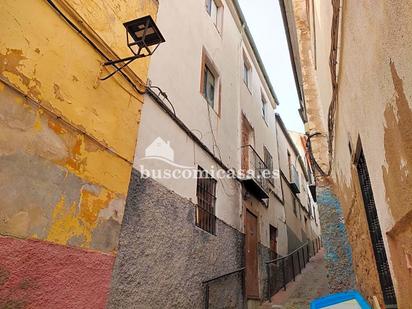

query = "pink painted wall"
[[0, 236, 115, 309]]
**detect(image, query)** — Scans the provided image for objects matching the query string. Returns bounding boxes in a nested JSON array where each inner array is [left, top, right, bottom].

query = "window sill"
[[213, 23, 223, 38], [194, 224, 217, 236], [242, 81, 252, 95]]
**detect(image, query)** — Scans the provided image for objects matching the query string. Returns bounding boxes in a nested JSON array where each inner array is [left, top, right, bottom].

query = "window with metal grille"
[[196, 167, 217, 234], [356, 149, 397, 307], [264, 146, 273, 184]]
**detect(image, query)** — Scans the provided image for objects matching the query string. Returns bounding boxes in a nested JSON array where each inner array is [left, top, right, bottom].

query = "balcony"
[[240, 145, 270, 200], [290, 164, 300, 194]]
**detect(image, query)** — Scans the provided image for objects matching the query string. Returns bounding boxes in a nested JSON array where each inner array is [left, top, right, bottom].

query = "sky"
[[238, 0, 304, 133]]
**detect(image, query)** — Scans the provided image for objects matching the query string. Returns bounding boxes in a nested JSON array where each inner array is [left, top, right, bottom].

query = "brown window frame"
[[200, 48, 221, 115]]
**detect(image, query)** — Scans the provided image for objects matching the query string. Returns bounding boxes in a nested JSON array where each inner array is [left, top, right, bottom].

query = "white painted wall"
[[133, 0, 317, 255]]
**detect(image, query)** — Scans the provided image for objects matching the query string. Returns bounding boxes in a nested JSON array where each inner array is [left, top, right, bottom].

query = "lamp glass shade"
[[124, 15, 165, 48]]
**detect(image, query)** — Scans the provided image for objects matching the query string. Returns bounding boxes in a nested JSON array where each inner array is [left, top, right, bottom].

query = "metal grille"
[[357, 150, 397, 307], [266, 237, 322, 299], [264, 146, 274, 185], [196, 168, 217, 235]]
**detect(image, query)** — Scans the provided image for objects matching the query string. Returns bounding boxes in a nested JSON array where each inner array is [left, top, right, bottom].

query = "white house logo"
[[139, 136, 281, 182], [141, 137, 195, 169], [144, 137, 175, 162]]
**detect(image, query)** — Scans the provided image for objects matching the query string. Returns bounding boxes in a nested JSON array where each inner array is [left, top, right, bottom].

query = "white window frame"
[[261, 93, 268, 123], [206, 0, 223, 33], [243, 54, 252, 89]]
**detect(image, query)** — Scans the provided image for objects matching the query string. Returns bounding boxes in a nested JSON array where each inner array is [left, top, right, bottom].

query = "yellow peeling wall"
[[0, 0, 158, 253]]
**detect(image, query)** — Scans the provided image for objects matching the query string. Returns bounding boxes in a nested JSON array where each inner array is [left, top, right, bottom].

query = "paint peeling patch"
[[0, 151, 124, 252], [387, 210, 412, 308], [48, 118, 66, 134], [382, 60, 412, 222], [66, 135, 87, 173], [53, 83, 65, 102], [0, 48, 41, 99], [335, 168, 385, 306], [47, 184, 123, 251]]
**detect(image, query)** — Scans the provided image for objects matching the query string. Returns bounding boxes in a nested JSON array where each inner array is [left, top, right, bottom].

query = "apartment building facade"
[[281, 0, 412, 308], [0, 0, 158, 308], [109, 1, 321, 308], [276, 118, 321, 251]]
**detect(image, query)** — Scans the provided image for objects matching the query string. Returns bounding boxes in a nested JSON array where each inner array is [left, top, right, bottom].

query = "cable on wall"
[[325, 0, 342, 176]]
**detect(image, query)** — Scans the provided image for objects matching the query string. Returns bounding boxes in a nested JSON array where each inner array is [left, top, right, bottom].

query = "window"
[[203, 65, 216, 108], [196, 167, 217, 234], [263, 146, 273, 184], [206, 0, 223, 32], [261, 94, 267, 123], [243, 57, 251, 88], [200, 48, 220, 112]]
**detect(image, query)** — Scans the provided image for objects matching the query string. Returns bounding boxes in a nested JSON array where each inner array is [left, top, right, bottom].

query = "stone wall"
[[286, 225, 302, 253], [317, 186, 355, 293], [258, 244, 272, 300], [108, 170, 245, 309]]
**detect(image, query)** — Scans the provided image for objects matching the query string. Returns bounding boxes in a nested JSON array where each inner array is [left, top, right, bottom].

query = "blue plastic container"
[[310, 290, 371, 309]]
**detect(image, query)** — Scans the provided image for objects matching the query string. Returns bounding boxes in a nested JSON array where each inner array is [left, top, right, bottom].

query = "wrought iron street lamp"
[[101, 15, 165, 80]]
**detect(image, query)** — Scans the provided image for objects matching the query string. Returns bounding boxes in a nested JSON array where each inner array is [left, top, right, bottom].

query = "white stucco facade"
[[134, 0, 320, 257]]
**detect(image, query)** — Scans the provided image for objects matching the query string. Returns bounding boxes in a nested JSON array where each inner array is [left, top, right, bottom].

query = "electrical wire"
[[46, 0, 237, 197], [306, 132, 328, 177], [147, 84, 176, 116], [325, 0, 341, 176], [205, 103, 237, 198]]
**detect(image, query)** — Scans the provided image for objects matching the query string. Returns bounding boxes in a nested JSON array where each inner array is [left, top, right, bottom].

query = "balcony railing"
[[240, 145, 270, 200], [202, 267, 245, 309]]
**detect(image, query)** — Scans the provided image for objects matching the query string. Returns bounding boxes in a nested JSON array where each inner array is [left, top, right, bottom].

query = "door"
[[245, 210, 259, 298], [270, 225, 278, 259]]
